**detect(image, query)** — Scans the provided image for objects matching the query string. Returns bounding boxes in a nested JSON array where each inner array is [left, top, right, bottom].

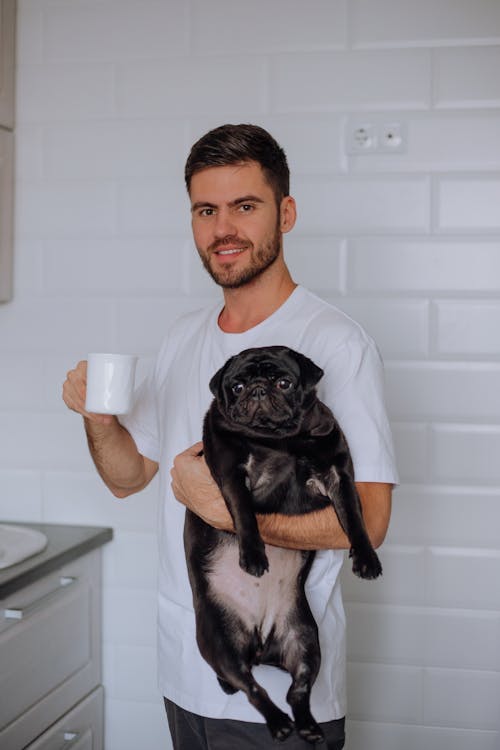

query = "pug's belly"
[[207, 539, 305, 640]]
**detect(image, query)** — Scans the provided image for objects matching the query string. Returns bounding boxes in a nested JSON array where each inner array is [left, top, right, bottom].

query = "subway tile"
[[426, 548, 500, 611], [342, 545, 426, 606], [10, 239, 43, 295], [16, 0, 43, 64], [107, 644, 158, 703], [15, 124, 43, 180], [437, 178, 500, 232], [347, 720, 500, 750], [43, 121, 186, 180], [105, 698, 170, 750], [348, 240, 500, 293], [0, 470, 43, 521], [431, 424, 500, 484], [391, 423, 429, 483], [338, 299, 429, 358], [115, 57, 267, 117], [294, 176, 430, 234], [284, 236, 343, 294], [102, 587, 157, 647], [345, 603, 425, 665], [104, 530, 158, 590], [435, 300, 500, 357], [192, 0, 347, 53], [347, 603, 500, 673], [0, 353, 45, 410], [348, 113, 500, 173], [17, 180, 115, 238], [43, 471, 159, 532], [44, 1, 188, 61], [260, 114, 345, 174], [16, 62, 115, 122], [0, 413, 92, 471], [435, 47, 500, 109], [424, 668, 500, 729], [42, 237, 184, 295], [389, 485, 500, 549], [0, 299, 116, 354], [271, 50, 431, 112], [424, 610, 500, 672], [116, 180, 190, 235], [385, 362, 500, 421], [351, 0, 500, 47], [347, 662, 423, 723]]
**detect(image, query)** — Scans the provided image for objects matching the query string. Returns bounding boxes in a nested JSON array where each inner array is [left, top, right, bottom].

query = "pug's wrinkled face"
[[209, 346, 324, 437]]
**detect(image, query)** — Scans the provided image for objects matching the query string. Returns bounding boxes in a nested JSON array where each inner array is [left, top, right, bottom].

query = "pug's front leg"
[[220, 476, 269, 577]]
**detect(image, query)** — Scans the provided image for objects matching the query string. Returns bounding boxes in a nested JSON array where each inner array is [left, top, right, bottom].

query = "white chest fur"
[[207, 539, 305, 641]]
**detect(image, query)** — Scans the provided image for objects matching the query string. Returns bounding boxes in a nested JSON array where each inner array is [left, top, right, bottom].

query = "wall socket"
[[346, 119, 407, 155]]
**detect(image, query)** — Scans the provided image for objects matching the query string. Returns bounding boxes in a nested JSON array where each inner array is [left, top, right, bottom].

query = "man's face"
[[189, 161, 284, 289]]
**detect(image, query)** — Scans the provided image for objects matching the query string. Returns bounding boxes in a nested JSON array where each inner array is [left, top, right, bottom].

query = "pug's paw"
[[239, 543, 269, 577]]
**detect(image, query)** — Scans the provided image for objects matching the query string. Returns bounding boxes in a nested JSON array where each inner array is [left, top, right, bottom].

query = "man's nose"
[[213, 209, 237, 238]]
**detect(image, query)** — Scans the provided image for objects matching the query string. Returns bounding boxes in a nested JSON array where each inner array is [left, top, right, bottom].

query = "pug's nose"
[[251, 385, 267, 400]]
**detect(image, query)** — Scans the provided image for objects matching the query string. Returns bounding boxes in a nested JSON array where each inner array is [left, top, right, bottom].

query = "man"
[[63, 124, 398, 750]]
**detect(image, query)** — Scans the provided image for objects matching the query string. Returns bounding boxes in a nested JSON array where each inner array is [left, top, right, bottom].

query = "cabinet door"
[[0, 126, 13, 301], [26, 687, 104, 750], [0, 551, 102, 750], [0, 0, 16, 129]]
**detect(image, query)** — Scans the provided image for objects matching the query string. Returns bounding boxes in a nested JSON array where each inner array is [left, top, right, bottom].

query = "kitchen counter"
[[0, 522, 113, 599]]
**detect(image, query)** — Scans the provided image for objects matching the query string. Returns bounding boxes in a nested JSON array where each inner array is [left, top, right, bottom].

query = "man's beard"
[[197, 223, 282, 289]]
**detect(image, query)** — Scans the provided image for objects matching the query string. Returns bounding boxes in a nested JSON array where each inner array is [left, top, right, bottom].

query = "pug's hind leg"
[[222, 665, 294, 742], [283, 629, 323, 744]]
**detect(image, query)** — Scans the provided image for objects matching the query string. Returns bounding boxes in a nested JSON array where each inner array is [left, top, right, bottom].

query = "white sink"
[[0, 524, 48, 569]]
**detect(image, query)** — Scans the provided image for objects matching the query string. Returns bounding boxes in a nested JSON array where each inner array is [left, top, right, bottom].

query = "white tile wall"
[[1, 1, 498, 749]]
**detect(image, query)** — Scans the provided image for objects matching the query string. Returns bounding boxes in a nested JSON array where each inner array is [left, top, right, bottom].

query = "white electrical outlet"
[[346, 119, 407, 155]]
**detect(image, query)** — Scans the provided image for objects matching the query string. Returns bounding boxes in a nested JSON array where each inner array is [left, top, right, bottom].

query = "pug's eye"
[[276, 378, 293, 391], [232, 383, 245, 395]]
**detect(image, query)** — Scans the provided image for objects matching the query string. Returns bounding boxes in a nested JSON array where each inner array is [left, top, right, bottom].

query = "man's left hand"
[[170, 442, 234, 531]]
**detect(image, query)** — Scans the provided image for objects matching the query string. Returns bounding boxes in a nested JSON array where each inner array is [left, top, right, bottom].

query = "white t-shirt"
[[120, 285, 399, 722]]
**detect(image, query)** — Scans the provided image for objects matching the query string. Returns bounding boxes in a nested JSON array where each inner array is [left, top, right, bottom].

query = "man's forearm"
[[257, 483, 392, 551], [84, 417, 154, 498]]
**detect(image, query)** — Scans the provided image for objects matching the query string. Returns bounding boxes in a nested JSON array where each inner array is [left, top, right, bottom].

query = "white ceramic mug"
[[85, 353, 138, 415]]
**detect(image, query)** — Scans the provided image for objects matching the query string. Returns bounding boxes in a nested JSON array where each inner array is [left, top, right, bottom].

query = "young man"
[[63, 124, 398, 750]]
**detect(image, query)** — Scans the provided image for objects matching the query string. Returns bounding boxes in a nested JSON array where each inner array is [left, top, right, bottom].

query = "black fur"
[[184, 346, 381, 743]]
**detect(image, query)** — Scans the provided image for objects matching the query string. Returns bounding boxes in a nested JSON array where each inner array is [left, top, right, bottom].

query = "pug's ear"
[[288, 350, 324, 390], [209, 357, 234, 397]]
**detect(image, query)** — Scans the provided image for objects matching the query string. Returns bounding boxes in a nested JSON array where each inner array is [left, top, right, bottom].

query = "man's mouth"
[[215, 248, 246, 256]]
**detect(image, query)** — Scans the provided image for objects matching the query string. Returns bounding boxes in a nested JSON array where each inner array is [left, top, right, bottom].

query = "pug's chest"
[[242, 446, 336, 514]]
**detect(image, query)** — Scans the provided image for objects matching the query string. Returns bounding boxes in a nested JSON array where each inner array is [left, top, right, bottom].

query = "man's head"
[[185, 124, 290, 207]]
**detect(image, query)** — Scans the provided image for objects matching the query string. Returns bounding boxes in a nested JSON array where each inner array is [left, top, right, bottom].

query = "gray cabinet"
[[0, 0, 15, 302], [0, 0, 15, 129], [0, 549, 105, 750]]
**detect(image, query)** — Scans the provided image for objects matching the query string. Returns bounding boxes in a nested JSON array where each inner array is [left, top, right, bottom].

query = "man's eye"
[[238, 204, 253, 213], [276, 378, 293, 391], [232, 383, 245, 395], [199, 208, 215, 217]]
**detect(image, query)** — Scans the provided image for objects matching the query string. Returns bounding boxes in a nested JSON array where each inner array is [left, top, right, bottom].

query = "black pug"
[[184, 345, 382, 744]]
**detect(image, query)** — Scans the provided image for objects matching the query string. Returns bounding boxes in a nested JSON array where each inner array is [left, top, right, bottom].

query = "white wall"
[[1, 1, 499, 748]]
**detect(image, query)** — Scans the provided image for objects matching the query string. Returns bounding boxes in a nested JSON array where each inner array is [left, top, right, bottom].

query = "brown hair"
[[185, 123, 290, 204]]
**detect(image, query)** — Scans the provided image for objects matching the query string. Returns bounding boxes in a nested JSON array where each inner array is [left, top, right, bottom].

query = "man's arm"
[[171, 443, 392, 551], [63, 360, 158, 498]]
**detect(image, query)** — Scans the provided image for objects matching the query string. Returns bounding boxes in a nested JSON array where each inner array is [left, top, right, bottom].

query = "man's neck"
[[218, 268, 297, 334]]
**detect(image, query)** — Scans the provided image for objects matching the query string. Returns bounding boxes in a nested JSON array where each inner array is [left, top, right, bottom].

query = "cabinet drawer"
[[26, 687, 103, 750], [0, 551, 102, 750]]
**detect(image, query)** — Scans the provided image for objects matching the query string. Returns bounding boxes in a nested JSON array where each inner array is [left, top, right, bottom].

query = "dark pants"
[[164, 698, 345, 750]]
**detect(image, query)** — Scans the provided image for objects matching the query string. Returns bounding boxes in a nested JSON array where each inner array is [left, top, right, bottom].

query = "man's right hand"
[[62, 360, 114, 425]]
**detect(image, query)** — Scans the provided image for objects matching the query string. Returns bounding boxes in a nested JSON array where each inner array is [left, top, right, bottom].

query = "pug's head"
[[209, 346, 328, 438]]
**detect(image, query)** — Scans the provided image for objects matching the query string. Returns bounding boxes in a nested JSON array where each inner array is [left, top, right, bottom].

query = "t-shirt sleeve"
[[319, 333, 399, 485]]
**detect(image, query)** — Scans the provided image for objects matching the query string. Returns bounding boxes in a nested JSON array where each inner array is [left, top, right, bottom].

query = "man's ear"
[[279, 195, 297, 234]]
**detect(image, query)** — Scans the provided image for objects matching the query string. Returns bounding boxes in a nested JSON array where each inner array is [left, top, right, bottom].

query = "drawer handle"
[[4, 576, 78, 620], [62, 731, 80, 746]]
